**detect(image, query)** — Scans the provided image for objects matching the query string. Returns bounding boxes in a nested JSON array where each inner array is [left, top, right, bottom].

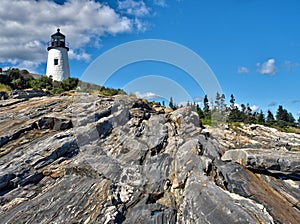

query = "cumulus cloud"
[[193, 96, 203, 103], [135, 91, 161, 99], [118, 0, 150, 17], [250, 105, 259, 112], [68, 50, 91, 62], [257, 58, 277, 75], [298, 111, 300, 115], [237, 66, 250, 74], [0, 0, 145, 71]]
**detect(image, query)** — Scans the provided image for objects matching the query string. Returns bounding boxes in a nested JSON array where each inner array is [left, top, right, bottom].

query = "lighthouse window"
[[54, 59, 58, 65]]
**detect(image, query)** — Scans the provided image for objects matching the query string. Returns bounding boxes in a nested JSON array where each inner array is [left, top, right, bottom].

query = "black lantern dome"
[[47, 28, 69, 51]]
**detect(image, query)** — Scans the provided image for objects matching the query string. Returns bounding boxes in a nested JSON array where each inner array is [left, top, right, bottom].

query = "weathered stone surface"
[[221, 148, 300, 174], [207, 123, 300, 150], [0, 93, 299, 223], [9, 89, 50, 99]]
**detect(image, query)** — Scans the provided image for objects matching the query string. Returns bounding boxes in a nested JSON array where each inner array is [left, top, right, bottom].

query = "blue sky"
[[0, 0, 299, 117]]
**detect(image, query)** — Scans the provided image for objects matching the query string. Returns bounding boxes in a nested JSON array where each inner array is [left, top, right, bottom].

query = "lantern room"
[[47, 28, 69, 51]]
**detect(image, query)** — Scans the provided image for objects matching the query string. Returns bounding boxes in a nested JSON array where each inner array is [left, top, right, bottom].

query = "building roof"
[[51, 28, 65, 38]]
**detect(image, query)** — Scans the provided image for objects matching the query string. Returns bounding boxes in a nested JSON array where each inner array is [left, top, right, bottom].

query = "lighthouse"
[[46, 28, 70, 81]]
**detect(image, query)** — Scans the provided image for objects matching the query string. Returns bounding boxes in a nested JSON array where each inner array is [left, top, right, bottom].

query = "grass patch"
[[201, 119, 212, 126], [0, 83, 12, 92]]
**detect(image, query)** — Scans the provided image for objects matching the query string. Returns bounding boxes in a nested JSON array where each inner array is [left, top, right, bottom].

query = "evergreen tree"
[[203, 95, 211, 121], [220, 93, 226, 112], [287, 112, 295, 126], [298, 117, 300, 126], [215, 92, 221, 111], [257, 110, 265, 124], [266, 110, 275, 126], [228, 108, 243, 122], [241, 104, 246, 114], [276, 105, 288, 122], [246, 103, 252, 115], [276, 105, 289, 127], [197, 106, 205, 119], [214, 93, 226, 112], [169, 97, 174, 109], [203, 95, 209, 113], [230, 94, 236, 109]]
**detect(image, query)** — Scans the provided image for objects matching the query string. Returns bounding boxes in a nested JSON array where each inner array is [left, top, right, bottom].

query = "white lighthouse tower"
[[46, 28, 70, 81]]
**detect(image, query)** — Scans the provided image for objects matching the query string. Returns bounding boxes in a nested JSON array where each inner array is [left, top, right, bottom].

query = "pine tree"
[[197, 106, 205, 119], [276, 105, 289, 127], [228, 108, 243, 122], [230, 94, 235, 109], [220, 93, 226, 112], [203, 95, 209, 113], [169, 97, 174, 109], [203, 95, 211, 121], [287, 112, 295, 126], [241, 104, 246, 114], [266, 110, 275, 126], [246, 103, 252, 115], [214, 93, 226, 112], [276, 105, 287, 122], [214, 92, 221, 111], [257, 110, 265, 124]]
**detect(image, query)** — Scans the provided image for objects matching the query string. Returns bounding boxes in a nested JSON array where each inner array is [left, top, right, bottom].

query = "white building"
[[46, 28, 70, 81]]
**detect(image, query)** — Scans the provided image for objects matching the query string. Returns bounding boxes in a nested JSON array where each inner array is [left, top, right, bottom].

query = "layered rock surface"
[[0, 93, 299, 223]]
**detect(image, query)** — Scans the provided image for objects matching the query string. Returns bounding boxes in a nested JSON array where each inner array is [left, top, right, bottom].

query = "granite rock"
[[0, 93, 299, 223]]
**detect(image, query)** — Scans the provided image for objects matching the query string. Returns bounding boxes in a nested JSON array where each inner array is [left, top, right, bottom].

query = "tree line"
[[169, 93, 300, 129]]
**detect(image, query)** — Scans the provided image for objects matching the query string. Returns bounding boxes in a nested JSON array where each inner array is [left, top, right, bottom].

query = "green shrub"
[[51, 88, 64, 94], [29, 76, 53, 90], [61, 77, 79, 91], [99, 86, 126, 96], [0, 83, 12, 92]]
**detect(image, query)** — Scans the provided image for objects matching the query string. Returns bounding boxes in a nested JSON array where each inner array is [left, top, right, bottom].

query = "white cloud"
[[68, 50, 91, 62], [153, 0, 167, 7], [250, 105, 259, 112], [193, 96, 203, 103], [0, 0, 145, 71], [118, 0, 150, 17], [283, 61, 299, 73], [134, 18, 148, 32], [237, 66, 250, 74], [257, 58, 277, 75], [135, 91, 161, 99], [297, 111, 300, 115]]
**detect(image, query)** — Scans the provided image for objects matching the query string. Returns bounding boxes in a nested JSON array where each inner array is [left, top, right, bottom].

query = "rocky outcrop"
[[0, 93, 299, 223], [9, 89, 50, 99], [207, 123, 300, 150], [222, 148, 300, 174]]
